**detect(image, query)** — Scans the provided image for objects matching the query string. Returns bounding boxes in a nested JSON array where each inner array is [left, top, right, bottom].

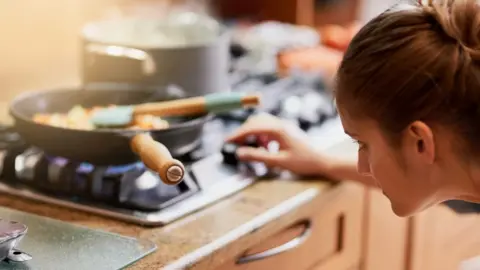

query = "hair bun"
[[420, 0, 480, 60]]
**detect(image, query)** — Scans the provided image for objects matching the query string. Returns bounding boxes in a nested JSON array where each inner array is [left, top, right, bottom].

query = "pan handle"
[[85, 43, 156, 76], [130, 134, 185, 185]]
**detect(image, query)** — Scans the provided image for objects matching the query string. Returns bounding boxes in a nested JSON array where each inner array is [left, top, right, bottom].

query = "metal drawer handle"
[[236, 219, 312, 264]]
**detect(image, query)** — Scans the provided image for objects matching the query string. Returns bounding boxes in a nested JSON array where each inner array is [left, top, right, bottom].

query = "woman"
[[226, 0, 480, 217]]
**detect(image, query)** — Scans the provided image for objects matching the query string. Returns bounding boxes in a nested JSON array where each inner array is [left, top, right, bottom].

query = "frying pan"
[[9, 85, 212, 185]]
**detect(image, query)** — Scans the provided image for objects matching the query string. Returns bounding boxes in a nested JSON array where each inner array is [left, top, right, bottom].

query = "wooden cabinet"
[[361, 189, 409, 270], [409, 205, 480, 270], [216, 183, 365, 270], [362, 189, 480, 270]]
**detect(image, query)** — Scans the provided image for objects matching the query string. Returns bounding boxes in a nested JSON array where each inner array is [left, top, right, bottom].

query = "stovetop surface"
[[0, 72, 338, 226], [0, 119, 258, 225]]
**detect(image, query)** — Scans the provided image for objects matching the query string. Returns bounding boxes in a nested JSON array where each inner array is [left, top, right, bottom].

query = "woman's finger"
[[236, 147, 288, 167], [225, 124, 287, 144]]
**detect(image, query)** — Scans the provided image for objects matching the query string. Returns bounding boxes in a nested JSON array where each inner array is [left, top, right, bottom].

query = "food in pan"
[[32, 105, 170, 130]]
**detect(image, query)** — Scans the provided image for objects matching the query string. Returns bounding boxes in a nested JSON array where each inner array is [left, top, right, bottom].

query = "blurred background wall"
[[0, 0, 395, 107]]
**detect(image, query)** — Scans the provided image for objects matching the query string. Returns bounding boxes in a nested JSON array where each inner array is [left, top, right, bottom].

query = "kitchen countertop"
[[0, 97, 357, 269], [0, 179, 332, 269]]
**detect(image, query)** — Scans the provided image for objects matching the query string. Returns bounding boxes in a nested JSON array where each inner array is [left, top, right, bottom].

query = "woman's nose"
[[357, 151, 372, 176]]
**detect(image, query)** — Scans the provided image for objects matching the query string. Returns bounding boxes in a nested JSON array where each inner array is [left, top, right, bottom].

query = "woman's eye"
[[352, 139, 367, 150]]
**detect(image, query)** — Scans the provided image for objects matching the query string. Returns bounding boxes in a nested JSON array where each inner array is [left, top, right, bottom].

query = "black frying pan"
[[9, 85, 211, 185]]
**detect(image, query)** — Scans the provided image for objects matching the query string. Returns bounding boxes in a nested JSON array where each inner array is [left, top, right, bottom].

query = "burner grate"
[[0, 143, 199, 212]]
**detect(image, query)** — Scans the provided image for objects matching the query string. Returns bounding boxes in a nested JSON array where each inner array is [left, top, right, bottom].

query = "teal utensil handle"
[[204, 93, 248, 113]]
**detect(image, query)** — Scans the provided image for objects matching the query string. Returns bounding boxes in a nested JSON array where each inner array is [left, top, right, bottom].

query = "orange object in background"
[[318, 24, 350, 51], [318, 21, 363, 51], [277, 21, 362, 81], [277, 46, 343, 80]]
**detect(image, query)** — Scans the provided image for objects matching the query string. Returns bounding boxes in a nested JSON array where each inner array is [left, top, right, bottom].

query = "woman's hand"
[[225, 114, 330, 176], [226, 113, 379, 187]]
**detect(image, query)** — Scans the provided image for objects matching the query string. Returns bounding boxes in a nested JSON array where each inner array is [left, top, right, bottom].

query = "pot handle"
[[85, 43, 156, 76], [130, 134, 185, 185]]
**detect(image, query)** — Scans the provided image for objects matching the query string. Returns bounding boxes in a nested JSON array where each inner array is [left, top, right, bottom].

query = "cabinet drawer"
[[218, 183, 364, 270]]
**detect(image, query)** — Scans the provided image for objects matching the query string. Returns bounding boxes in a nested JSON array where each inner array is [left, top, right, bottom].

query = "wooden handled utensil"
[[130, 134, 185, 185], [91, 92, 260, 127]]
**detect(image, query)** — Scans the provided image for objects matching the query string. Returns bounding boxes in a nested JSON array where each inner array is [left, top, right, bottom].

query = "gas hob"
[[0, 120, 264, 226], [0, 74, 337, 226]]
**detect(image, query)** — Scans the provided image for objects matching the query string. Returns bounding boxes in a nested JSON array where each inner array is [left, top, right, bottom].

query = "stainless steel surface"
[[86, 43, 156, 75], [0, 117, 344, 226], [7, 249, 32, 262], [0, 154, 255, 226], [82, 14, 231, 96], [0, 207, 156, 270]]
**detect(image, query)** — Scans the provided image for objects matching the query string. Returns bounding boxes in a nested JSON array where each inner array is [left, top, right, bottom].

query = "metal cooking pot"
[[80, 11, 231, 96]]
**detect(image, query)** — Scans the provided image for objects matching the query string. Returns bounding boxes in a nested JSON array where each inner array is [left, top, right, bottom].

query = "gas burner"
[[0, 122, 261, 225], [0, 148, 257, 225], [0, 73, 338, 226], [10, 146, 199, 212]]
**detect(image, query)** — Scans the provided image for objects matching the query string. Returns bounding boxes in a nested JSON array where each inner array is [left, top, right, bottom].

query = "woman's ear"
[[405, 121, 435, 164]]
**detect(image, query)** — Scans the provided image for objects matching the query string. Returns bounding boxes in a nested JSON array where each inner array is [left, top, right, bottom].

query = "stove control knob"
[[221, 143, 239, 166], [244, 135, 260, 148]]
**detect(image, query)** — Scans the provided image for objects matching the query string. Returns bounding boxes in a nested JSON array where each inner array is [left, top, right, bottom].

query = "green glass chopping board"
[[0, 206, 156, 270]]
